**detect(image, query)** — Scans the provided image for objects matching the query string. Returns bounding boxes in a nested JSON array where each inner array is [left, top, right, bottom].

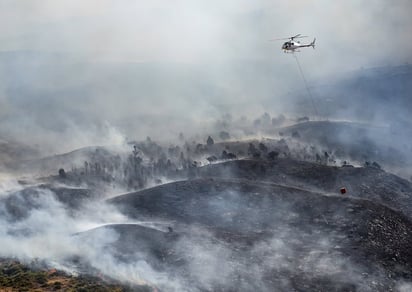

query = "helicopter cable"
[[292, 53, 319, 118]]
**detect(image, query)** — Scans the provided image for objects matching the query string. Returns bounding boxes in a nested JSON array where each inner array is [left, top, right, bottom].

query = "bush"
[[53, 281, 62, 289], [34, 273, 47, 284]]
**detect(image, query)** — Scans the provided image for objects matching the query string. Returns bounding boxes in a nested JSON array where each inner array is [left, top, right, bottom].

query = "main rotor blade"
[[292, 35, 308, 39], [269, 37, 290, 41], [270, 34, 309, 41]]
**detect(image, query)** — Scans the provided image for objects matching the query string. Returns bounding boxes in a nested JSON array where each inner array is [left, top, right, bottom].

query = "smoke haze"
[[1, 3, 412, 290], [1, 0, 411, 153]]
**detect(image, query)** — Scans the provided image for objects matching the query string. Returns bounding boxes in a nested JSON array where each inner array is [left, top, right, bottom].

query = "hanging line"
[[292, 53, 319, 118]]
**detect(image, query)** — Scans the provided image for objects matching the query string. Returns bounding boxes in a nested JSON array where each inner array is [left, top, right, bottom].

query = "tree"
[[372, 161, 381, 169], [221, 151, 237, 159], [267, 151, 279, 160], [248, 143, 260, 157], [259, 142, 268, 153], [221, 150, 229, 160], [207, 155, 217, 163], [227, 152, 237, 159], [207, 136, 214, 146], [58, 168, 66, 178], [84, 161, 89, 174], [133, 145, 139, 157]]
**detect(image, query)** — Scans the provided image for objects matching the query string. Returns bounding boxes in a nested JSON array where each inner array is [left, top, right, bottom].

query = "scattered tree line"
[[59, 127, 383, 190]]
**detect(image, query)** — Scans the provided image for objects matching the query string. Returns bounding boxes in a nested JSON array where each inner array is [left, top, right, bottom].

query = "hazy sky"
[[2, 0, 410, 65], [0, 0, 411, 152]]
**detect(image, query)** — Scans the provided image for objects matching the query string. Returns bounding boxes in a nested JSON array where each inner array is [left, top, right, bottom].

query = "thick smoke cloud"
[[0, 0, 411, 154], [0, 182, 179, 288]]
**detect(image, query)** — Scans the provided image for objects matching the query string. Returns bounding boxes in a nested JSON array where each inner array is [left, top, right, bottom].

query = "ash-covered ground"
[[1, 117, 412, 291]]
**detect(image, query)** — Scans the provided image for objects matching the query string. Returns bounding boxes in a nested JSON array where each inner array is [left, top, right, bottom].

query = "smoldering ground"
[[107, 178, 412, 291], [0, 180, 405, 291]]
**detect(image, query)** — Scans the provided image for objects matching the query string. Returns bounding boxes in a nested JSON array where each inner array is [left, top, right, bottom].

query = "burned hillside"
[[1, 121, 412, 291], [104, 176, 412, 291]]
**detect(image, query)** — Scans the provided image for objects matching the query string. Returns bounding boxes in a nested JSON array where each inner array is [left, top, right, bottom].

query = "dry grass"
[[0, 259, 151, 292]]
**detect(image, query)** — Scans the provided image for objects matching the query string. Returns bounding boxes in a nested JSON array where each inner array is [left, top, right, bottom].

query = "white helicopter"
[[271, 34, 316, 53]]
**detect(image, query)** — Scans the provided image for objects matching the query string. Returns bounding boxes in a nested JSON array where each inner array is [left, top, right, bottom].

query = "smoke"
[[0, 182, 174, 287], [0, 0, 411, 154], [397, 282, 412, 292], [0, 1, 411, 290]]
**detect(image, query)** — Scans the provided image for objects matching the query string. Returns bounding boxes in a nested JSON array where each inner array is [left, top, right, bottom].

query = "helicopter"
[[271, 34, 316, 53]]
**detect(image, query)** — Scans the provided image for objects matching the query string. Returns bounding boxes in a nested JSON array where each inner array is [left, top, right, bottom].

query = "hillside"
[[193, 159, 412, 218], [107, 177, 412, 291], [1, 118, 412, 291], [276, 120, 411, 171]]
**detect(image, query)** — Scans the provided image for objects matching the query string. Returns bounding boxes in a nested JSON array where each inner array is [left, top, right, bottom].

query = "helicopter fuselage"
[[282, 38, 315, 52]]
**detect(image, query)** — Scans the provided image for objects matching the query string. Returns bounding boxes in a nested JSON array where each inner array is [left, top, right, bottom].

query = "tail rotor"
[[311, 38, 316, 49]]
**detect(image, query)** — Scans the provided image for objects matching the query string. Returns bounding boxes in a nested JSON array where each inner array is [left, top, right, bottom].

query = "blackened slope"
[[15, 146, 116, 175], [105, 178, 412, 291], [77, 224, 180, 268], [278, 120, 409, 166], [108, 178, 412, 271], [0, 185, 93, 221], [108, 178, 318, 231], [195, 159, 412, 217]]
